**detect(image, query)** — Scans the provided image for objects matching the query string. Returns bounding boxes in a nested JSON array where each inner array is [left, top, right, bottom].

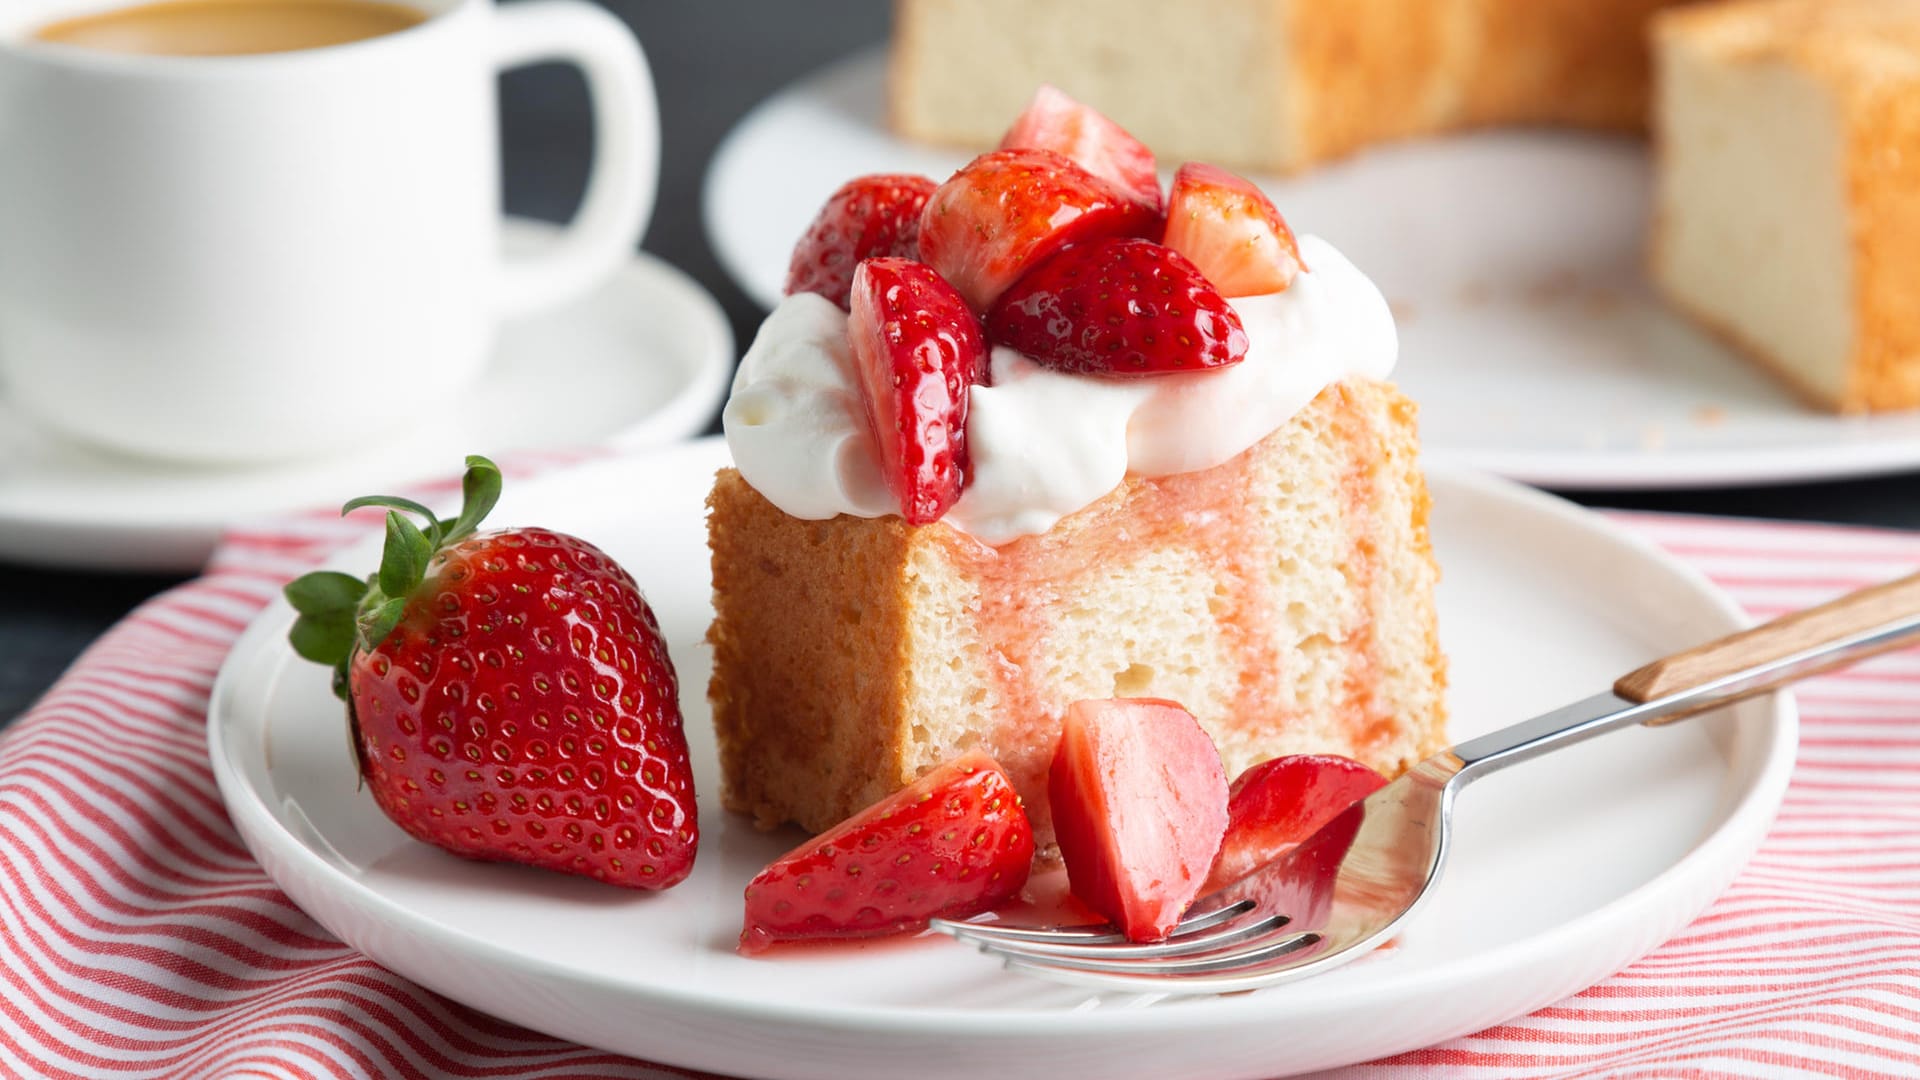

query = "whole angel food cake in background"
[[1651, 0, 1920, 413], [707, 90, 1447, 850], [889, 0, 1691, 174]]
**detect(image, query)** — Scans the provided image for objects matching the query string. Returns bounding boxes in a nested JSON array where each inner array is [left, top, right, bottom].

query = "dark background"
[[6, 0, 1920, 724]]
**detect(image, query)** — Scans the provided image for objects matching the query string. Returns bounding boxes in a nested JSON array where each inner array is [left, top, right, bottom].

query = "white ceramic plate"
[[705, 50, 1920, 491], [208, 438, 1795, 1080], [0, 218, 733, 573]]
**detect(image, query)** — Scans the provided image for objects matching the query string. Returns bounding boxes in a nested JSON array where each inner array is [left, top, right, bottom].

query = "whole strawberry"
[[284, 456, 697, 889]]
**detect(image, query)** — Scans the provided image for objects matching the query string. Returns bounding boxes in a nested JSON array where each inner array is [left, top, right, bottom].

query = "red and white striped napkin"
[[4, 470, 1918, 1079]]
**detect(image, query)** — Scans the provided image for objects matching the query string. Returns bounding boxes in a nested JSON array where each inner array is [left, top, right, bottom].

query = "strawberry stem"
[[284, 455, 504, 701]]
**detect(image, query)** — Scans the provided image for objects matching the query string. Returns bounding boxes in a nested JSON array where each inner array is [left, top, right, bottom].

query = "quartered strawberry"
[[784, 173, 937, 309], [917, 148, 1159, 311], [283, 457, 698, 890], [847, 257, 990, 525], [1209, 795, 1366, 933], [1162, 162, 1305, 298], [999, 84, 1162, 214], [1203, 754, 1387, 895], [739, 751, 1035, 954], [986, 236, 1249, 377], [1049, 699, 1229, 942]]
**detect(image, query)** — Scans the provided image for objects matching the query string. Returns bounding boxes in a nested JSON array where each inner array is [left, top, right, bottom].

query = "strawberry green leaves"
[[285, 571, 366, 669], [378, 511, 432, 605], [448, 454, 502, 541], [283, 455, 504, 701]]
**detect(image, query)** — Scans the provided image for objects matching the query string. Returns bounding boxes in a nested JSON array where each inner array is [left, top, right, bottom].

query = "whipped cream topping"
[[722, 235, 1397, 545]]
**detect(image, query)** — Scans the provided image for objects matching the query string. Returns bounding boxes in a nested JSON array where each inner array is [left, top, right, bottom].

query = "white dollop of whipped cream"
[[723, 235, 1397, 545]]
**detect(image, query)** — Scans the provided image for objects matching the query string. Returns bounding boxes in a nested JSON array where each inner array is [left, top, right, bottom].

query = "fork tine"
[[1159, 899, 1261, 939], [997, 928, 1323, 978], [951, 912, 1291, 961], [929, 898, 1257, 948], [927, 920, 1127, 945]]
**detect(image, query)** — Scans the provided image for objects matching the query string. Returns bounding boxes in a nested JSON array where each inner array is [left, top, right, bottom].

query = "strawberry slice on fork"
[[1049, 698, 1230, 942]]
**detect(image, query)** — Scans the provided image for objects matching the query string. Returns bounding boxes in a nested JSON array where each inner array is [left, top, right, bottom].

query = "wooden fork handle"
[[1615, 570, 1920, 724]]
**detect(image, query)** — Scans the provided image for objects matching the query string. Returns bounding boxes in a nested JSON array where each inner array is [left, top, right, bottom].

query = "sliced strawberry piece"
[[917, 149, 1159, 311], [1211, 797, 1366, 933], [986, 237, 1248, 378], [784, 173, 937, 309], [1162, 162, 1305, 298], [1049, 699, 1229, 942], [739, 751, 1035, 954], [847, 257, 990, 525], [1202, 754, 1388, 895], [999, 85, 1162, 214]]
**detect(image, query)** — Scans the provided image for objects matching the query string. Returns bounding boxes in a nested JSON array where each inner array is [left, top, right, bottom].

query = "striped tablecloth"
[[3, 478, 1917, 1078]]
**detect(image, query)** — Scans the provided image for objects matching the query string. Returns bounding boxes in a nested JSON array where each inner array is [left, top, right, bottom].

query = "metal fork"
[[931, 570, 1920, 994]]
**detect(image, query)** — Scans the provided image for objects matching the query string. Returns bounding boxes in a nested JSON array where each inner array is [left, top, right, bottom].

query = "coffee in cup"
[[34, 0, 427, 57]]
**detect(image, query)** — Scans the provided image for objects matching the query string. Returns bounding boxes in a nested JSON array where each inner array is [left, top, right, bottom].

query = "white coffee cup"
[[0, 0, 657, 463]]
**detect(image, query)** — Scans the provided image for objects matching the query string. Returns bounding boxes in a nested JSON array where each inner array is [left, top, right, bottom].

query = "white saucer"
[[0, 218, 733, 573], [705, 50, 1920, 491], [208, 438, 1795, 1080]]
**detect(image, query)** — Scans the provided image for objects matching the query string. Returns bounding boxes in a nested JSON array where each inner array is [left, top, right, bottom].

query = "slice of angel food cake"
[[708, 90, 1447, 860]]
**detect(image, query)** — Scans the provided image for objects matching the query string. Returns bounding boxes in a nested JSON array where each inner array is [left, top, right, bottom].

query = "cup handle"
[[489, 0, 658, 319]]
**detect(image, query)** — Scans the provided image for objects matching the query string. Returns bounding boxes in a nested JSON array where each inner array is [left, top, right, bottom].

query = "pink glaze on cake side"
[[929, 387, 1395, 836]]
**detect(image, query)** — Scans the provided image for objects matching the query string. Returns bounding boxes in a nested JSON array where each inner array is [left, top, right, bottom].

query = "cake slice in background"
[[889, 0, 1689, 174], [1650, 0, 1920, 413]]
